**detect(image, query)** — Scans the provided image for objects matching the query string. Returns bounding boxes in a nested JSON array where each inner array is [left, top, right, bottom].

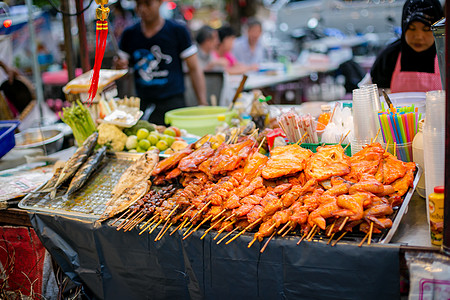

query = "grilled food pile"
[[105, 136, 416, 248]]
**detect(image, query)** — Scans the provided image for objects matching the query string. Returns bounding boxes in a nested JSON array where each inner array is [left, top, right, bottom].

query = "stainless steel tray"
[[19, 152, 142, 219]]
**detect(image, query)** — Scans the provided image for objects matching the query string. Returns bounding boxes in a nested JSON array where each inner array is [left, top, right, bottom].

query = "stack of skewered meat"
[[108, 138, 416, 249]]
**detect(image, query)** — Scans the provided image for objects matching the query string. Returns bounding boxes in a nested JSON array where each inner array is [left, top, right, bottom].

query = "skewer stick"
[[183, 223, 194, 236], [257, 137, 266, 151], [331, 231, 347, 247], [211, 209, 226, 222], [183, 215, 212, 240], [182, 221, 191, 229], [117, 211, 138, 231], [164, 204, 179, 221], [248, 235, 258, 248], [139, 215, 159, 235], [295, 132, 308, 145], [155, 219, 170, 241], [281, 226, 293, 237], [115, 210, 136, 229], [158, 222, 173, 241], [338, 217, 349, 232], [307, 227, 318, 241], [171, 218, 188, 235], [327, 220, 336, 237], [127, 214, 147, 232], [223, 213, 236, 223], [343, 143, 351, 152], [260, 231, 276, 253], [358, 231, 370, 247], [277, 222, 291, 235], [120, 212, 139, 231], [327, 233, 336, 245], [190, 201, 211, 222], [213, 220, 237, 240], [305, 224, 317, 240], [225, 218, 262, 245], [385, 140, 390, 152], [201, 215, 227, 239], [296, 232, 308, 245], [339, 130, 351, 145], [373, 128, 381, 143], [368, 222, 374, 245], [393, 142, 397, 157], [125, 211, 145, 230], [180, 205, 195, 218], [217, 227, 239, 245], [148, 219, 163, 235], [111, 209, 132, 226], [139, 214, 157, 230]]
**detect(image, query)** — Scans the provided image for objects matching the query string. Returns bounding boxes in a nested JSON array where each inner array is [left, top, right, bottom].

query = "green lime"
[[148, 133, 159, 146], [156, 140, 169, 151], [128, 149, 138, 153], [164, 128, 176, 137], [125, 135, 138, 150], [148, 146, 158, 151], [136, 128, 150, 140], [162, 134, 175, 147], [136, 147, 146, 153], [138, 139, 151, 150]]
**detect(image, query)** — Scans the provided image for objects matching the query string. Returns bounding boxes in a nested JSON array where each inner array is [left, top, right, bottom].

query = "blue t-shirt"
[[119, 20, 197, 102]]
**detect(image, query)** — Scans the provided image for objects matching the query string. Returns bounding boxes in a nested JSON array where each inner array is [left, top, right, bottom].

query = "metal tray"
[[19, 152, 142, 219]]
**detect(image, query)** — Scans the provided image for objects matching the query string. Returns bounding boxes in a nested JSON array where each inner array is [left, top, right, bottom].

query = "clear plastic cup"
[[386, 142, 413, 162], [425, 90, 445, 131], [352, 88, 379, 141]]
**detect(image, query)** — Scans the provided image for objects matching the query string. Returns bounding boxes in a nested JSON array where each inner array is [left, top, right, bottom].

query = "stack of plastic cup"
[[423, 90, 445, 242], [351, 87, 382, 155], [361, 84, 382, 112]]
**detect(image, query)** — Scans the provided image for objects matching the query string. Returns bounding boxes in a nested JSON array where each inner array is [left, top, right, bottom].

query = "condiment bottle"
[[428, 186, 444, 246], [215, 115, 229, 134], [317, 104, 331, 131], [412, 119, 425, 198]]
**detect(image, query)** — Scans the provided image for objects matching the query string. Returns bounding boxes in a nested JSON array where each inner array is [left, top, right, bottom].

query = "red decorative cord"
[[87, 20, 108, 106]]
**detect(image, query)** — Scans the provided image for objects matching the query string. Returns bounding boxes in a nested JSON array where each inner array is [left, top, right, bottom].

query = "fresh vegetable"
[[125, 135, 138, 150], [60, 100, 97, 146], [123, 120, 155, 136], [97, 123, 128, 151]]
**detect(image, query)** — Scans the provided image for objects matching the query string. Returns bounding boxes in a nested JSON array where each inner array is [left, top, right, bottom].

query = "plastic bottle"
[[412, 119, 425, 198], [215, 115, 229, 134], [428, 186, 444, 246], [317, 104, 331, 131]]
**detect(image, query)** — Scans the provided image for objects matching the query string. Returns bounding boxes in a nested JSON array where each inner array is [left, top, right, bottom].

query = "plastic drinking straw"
[[391, 113, 401, 143], [378, 114, 387, 143], [382, 114, 394, 143], [387, 114, 398, 143], [402, 114, 411, 143]]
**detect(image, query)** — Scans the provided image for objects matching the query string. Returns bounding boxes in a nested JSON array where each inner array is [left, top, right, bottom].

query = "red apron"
[[390, 53, 442, 93]]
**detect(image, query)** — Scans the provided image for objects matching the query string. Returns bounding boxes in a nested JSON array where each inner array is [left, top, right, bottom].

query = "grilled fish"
[[32, 166, 64, 193], [98, 180, 149, 222], [110, 149, 159, 199], [65, 146, 107, 197], [50, 132, 98, 198]]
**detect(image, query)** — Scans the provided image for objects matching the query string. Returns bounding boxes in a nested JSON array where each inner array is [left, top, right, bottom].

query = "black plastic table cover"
[[30, 212, 400, 300]]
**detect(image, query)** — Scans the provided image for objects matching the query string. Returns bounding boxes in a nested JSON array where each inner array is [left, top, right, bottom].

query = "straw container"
[[386, 142, 413, 162]]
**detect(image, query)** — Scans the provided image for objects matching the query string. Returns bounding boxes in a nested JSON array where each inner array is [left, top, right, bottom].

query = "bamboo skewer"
[[171, 218, 188, 235], [111, 209, 132, 226], [385, 140, 390, 152], [260, 231, 276, 253], [217, 227, 239, 245], [157, 222, 173, 241], [155, 219, 170, 241], [248, 235, 258, 248], [148, 218, 163, 235], [327, 220, 336, 237], [343, 143, 351, 152], [117, 211, 139, 231], [358, 231, 370, 247], [127, 213, 147, 232], [183, 223, 194, 236], [180, 205, 195, 218], [213, 220, 237, 240], [139, 215, 159, 235], [295, 132, 308, 145], [296, 232, 308, 245], [122, 212, 142, 231], [338, 217, 349, 232], [190, 201, 211, 222], [367, 222, 374, 245], [305, 224, 317, 240], [257, 137, 266, 151], [223, 213, 236, 223], [307, 227, 318, 241], [281, 226, 293, 238], [277, 222, 291, 235], [373, 128, 381, 143], [211, 209, 226, 222], [183, 215, 212, 240], [139, 214, 157, 231], [201, 215, 227, 240], [327, 233, 336, 245], [339, 130, 351, 145], [331, 231, 347, 247], [225, 218, 262, 245], [164, 204, 179, 221], [116, 210, 136, 230]]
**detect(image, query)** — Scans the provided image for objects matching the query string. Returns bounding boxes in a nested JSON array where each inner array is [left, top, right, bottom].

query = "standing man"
[[115, 0, 207, 125], [232, 18, 266, 65]]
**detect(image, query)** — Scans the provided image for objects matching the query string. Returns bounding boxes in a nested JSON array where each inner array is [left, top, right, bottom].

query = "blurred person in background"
[[115, 0, 207, 125], [232, 18, 266, 65], [195, 25, 228, 71], [213, 25, 258, 75], [370, 0, 444, 93]]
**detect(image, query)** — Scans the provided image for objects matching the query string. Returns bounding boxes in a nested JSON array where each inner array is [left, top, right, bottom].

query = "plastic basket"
[[301, 143, 352, 157], [0, 120, 20, 159]]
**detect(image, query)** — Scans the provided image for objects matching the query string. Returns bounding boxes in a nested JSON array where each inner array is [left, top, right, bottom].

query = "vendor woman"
[[370, 0, 444, 93]]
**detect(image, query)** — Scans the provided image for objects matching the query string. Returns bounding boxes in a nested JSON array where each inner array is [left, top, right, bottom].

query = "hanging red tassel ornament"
[[87, 0, 110, 106]]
